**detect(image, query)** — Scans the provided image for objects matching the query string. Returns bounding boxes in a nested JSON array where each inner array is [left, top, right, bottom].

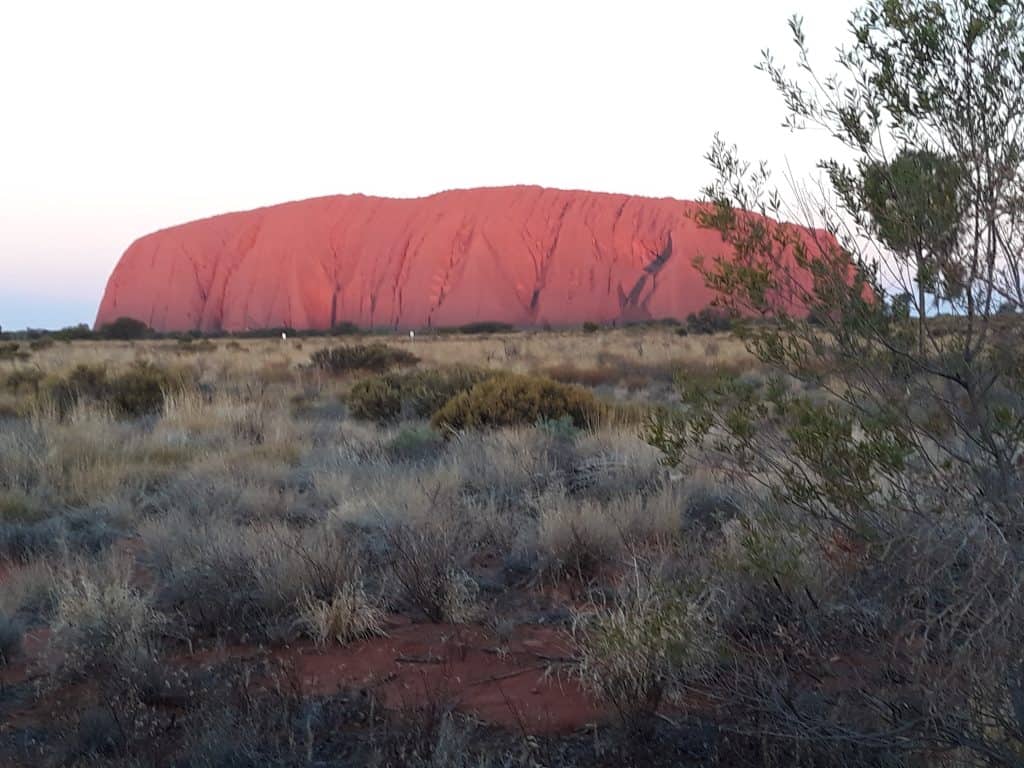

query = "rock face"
[[96, 186, 826, 332]]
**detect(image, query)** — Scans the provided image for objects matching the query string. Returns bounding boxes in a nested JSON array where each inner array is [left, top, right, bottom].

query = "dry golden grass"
[[0, 326, 769, 761], [10, 327, 752, 382]]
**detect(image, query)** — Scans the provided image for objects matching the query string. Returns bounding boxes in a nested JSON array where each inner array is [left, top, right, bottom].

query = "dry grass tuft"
[[294, 577, 385, 646]]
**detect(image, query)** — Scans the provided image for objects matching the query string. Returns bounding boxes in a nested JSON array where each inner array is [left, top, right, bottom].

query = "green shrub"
[[347, 366, 488, 423], [98, 316, 153, 340], [52, 324, 94, 341], [582, 321, 602, 334], [108, 362, 186, 416], [310, 343, 418, 375], [431, 373, 603, 432], [45, 362, 187, 418], [327, 322, 362, 336]]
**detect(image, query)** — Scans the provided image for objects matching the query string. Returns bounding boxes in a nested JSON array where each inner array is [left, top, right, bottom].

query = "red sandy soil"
[[96, 185, 833, 333], [178, 621, 603, 733], [1, 554, 603, 735], [0, 509, 610, 741]]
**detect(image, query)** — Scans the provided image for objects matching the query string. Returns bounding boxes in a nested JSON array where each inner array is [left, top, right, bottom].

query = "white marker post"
[[409, 330, 415, 343]]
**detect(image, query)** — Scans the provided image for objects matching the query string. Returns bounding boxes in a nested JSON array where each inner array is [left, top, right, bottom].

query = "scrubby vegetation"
[[4, 1, 1024, 764], [346, 365, 488, 423], [432, 372, 603, 432], [309, 342, 419, 374], [0, 322, 706, 766], [42, 361, 190, 418]]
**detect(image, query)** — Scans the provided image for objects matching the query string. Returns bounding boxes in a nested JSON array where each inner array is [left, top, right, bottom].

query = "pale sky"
[[0, 0, 858, 330]]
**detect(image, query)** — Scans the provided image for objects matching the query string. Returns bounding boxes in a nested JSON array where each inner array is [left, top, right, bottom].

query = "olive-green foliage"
[[309, 343, 418, 375], [861, 150, 963, 265], [45, 362, 187, 418], [346, 366, 488, 423], [431, 372, 602, 432], [97, 316, 152, 340], [52, 324, 94, 341]]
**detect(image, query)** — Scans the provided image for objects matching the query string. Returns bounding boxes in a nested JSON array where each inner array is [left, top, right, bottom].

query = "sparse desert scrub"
[[43, 360, 191, 418], [381, 522, 479, 623], [535, 488, 621, 580], [50, 553, 164, 680], [0, 404, 197, 513], [0, 557, 59, 618], [294, 576, 385, 646], [0, 325, 845, 765], [574, 570, 717, 728], [140, 512, 363, 639]]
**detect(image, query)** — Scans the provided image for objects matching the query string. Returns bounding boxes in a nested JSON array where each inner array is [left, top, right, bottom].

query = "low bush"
[[347, 366, 488, 423], [383, 523, 478, 623], [52, 324, 94, 341], [51, 555, 165, 680], [108, 362, 188, 416], [97, 316, 153, 340], [582, 321, 602, 333], [431, 373, 603, 432], [45, 361, 188, 418], [143, 516, 360, 640], [294, 579, 384, 646], [310, 343, 418, 375], [575, 577, 716, 729], [454, 321, 516, 335], [0, 509, 124, 563], [537, 495, 618, 580]]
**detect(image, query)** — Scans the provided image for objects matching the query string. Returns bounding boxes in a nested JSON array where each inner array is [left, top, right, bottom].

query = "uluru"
[[95, 185, 822, 333]]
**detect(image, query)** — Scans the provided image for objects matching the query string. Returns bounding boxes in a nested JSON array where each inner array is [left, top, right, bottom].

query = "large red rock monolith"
[[95, 186, 828, 332]]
